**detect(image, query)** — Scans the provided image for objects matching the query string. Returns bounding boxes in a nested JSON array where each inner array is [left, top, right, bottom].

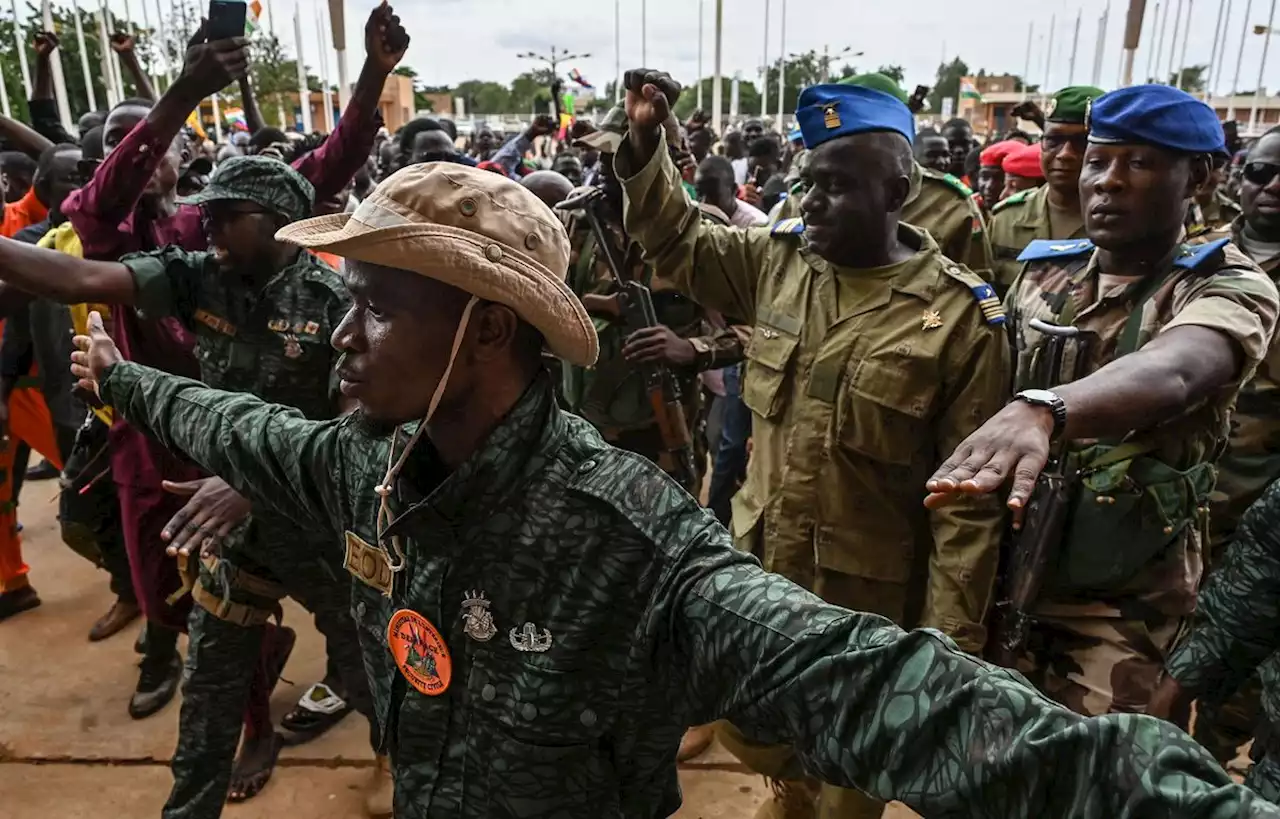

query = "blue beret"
[[796, 84, 915, 150], [1087, 84, 1226, 154]]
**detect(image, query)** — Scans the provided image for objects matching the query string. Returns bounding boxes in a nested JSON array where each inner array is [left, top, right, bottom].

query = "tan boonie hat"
[[275, 162, 598, 367]]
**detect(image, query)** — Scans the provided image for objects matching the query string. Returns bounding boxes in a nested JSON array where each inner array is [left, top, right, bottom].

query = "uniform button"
[[459, 198, 477, 216], [485, 244, 504, 263], [579, 708, 597, 727], [524, 233, 540, 251], [521, 702, 537, 720], [356, 601, 366, 618], [481, 684, 496, 702]]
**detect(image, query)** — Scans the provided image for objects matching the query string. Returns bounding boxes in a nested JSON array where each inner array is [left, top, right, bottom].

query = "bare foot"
[[227, 731, 283, 802]]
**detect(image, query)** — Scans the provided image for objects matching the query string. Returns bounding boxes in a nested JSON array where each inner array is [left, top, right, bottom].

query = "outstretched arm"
[[0, 236, 135, 305], [74, 316, 351, 535], [238, 75, 266, 134], [110, 33, 157, 102]]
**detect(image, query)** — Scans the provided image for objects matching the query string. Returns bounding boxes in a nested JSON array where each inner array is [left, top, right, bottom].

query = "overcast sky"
[[264, 0, 1280, 107]]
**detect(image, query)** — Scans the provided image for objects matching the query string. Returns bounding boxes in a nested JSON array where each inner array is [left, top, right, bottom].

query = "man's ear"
[[1186, 154, 1212, 199]]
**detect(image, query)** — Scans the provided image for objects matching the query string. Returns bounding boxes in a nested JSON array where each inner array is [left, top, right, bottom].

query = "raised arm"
[[615, 70, 772, 324], [110, 33, 157, 102], [23, 32, 69, 148], [661, 515, 1276, 818], [489, 116, 555, 178], [0, 235, 136, 305], [235, 76, 265, 134], [0, 115, 54, 158], [292, 3, 408, 204]]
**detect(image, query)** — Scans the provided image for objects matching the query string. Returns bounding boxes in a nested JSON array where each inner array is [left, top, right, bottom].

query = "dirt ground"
[[0, 479, 922, 818]]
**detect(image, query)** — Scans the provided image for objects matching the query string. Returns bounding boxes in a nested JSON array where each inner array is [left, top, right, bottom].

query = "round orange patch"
[[387, 609, 452, 696]]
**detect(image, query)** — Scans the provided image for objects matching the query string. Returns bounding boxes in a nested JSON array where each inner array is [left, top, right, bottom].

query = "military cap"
[[1087, 84, 1226, 154], [838, 72, 910, 105], [1046, 85, 1105, 124], [796, 84, 915, 149], [276, 163, 597, 367], [178, 155, 314, 223], [980, 140, 1017, 169], [1002, 142, 1044, 179], [574, 105, 628, 153]]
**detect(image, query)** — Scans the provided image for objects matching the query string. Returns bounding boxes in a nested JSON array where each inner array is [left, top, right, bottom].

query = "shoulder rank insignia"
[[1016, 238, 1095, 263], [940, 173, 974, 197], [969, 282, 1006, 326], [1173, 237, 1230, 270], [991, 188, 1032, 214], [770, 217, 806, 237]]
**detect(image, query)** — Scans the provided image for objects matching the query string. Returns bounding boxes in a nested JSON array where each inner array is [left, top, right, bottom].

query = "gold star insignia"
[[922, 310, 944, 331]]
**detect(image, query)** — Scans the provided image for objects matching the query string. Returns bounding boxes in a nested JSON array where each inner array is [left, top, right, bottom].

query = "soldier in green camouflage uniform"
[[68, 136, 1280, 819], [563, 109, 744, 493], [621, 74, 1008, 819], [1187, 156, 1243, 239], [927, 84, 1280, 720], [1179, 131, 1280, 768], [1152, 479, 1280, 801], [0, 156, 376, 818], [772, 74, 994, 281], [987, 86, 1103, 297]]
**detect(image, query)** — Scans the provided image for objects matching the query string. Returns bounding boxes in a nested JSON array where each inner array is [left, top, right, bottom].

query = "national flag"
[[246, 0, 263, 34], [223, 107, 248, 129], [568, 68, 593, 89], [185, 110, 207, 140], [960, 80, 981, 100]]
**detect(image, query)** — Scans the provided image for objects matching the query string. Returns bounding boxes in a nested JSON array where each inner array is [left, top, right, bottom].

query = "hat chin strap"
[[375, 295, 480, 574]]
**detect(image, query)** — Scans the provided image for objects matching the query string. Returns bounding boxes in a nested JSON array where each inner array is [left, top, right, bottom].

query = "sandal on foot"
[[280, 682, 353, 745]]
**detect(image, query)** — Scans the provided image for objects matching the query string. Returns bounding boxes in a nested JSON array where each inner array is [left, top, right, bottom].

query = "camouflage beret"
[[178, 154, 315, 223]]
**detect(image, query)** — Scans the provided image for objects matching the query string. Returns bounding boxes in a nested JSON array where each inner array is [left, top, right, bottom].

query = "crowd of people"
[[5, 4, 1280, 818]]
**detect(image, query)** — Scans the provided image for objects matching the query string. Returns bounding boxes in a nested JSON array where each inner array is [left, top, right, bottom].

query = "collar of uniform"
[[382, 375, 567, 539], [799, 223, 941, 303], [1012, 184, 1051, 231]]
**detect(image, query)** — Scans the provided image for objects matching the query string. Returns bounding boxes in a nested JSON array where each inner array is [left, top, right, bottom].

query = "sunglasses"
[[1243, 162, 1280, 186]]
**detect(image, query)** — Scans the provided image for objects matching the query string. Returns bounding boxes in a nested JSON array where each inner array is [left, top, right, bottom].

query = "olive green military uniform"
[[772, 162, 993, 278], [618, 132, 1009, 819], [1006, 236, 1280, 719], [1187, 190, 1244, 240], [1184, 219, 1280, 767], [988, 185, 1088, 297], [560, 197, 744, 490]]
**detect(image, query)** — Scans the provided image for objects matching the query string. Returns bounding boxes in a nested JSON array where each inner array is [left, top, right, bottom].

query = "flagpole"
[[760, 0, 769, 119], [211, 91, 223, 142], [710, 0, 722, 135], [313, 5, 333, 132], [1022, 21, 1033, 101], [42, 0, 73, 130], [1250, 0, 1278, 134], [326, 0, 348, 114], [97, 4, 117, 107], [1206, 0, 1232, 99], [1145, 0, 1161, 81], [71, 0, 97, 112], [1229, 0, 1253, 120], [1069, 9, 1081, 82], [153, 0, 171, 83], [100, 0, 123, 101], [138, 0, 160, 90], [1154, 0, 1170, 80], [695, 0, 702, 109], [11, 0, 31, 99], [1092, 4, 1109, 86], [1043, 15, 1056, 93], [775, 0, 785, 132], [1165, 0, 1184, 81], [293, 3, 312, 132], [1175, 0, 1194, 89]]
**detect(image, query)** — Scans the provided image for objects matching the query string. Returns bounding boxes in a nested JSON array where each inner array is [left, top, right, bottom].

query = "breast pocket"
[[261, 334, 329, 392], [467, 657, 622, 819], [839, 358, 937, 466], [741, 326, 799, 420]]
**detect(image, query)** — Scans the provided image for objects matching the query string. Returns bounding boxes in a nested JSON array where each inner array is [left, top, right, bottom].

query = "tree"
[[392, 66, 417, 78], [758, 50, 824, 118], [878, 65, 906, 85], [453, 79, 509, 113], [508, 68, 556, 115], [670, 77, 762, 121], [1168, 65, 1208, 93], [928, 57, 971, 116]]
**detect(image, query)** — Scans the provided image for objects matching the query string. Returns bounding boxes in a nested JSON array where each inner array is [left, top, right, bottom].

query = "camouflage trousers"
[[163, 529, 374, 819], [717, 535, 906, 819], [1247, 749, 1280, 803], [1015, 609, 1184, 716], [1194, 675, 1264, 768]]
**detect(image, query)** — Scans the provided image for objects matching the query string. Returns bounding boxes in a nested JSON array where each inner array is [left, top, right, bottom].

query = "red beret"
[[1002, 143, 1044, 179], [980, 141, 1016, 169]]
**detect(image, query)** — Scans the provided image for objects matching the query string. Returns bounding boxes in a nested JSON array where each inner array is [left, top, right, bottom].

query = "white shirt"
[[731, 157, 749, 186], [729, 200, 770, 228]]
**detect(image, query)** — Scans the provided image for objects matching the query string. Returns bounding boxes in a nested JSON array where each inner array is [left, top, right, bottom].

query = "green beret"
[[838, 73, 909, 105], [1047, 85, 1106, 124]]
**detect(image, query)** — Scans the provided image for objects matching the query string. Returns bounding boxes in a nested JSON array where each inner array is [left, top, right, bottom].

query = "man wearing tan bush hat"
[[69, 161, 1280, 818]]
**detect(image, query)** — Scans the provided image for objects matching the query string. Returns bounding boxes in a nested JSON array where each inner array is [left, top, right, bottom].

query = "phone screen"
[[207, 0, 247, 40]]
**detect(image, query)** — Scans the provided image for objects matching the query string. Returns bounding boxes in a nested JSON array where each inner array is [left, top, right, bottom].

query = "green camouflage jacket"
[[99, 360, 1278, 819], [1166, 478, 1280, 801], [988, 185, 1089, 298], [123, 246, 350, 419]]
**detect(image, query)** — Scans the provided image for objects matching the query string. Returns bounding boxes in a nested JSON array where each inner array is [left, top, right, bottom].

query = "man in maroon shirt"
[[61, 6, 407, 813]]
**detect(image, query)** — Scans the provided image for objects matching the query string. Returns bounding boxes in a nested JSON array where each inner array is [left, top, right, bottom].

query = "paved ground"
[[0, 478, 921, 818]]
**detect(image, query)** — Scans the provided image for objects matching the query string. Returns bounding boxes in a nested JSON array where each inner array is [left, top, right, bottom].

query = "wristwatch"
[[1013, 389, 1068, 441]]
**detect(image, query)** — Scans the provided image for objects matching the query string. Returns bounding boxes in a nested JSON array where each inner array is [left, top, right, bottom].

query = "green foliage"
[[1168, 64, 1208, 93], [929, 57, 970, 114]]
